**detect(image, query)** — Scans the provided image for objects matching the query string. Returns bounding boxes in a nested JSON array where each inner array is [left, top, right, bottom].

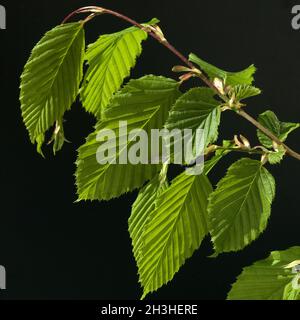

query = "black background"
[[0, 0, 300, 300]]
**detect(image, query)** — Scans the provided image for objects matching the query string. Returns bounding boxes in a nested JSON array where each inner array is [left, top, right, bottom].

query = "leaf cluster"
[[20, 13, 300, 300]]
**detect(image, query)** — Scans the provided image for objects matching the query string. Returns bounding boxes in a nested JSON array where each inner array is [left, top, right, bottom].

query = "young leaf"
[[231, 84, 261, 101], [257, 110, 300, 148], [189, 53, 256, 86], [165, 87, 221, 149], [228, 247, 300, 300], [48, 119, 68, 155], [138, 172, 213, 299], [20, 22, 85, 154], [267, 146, 286, 165], [208, 158, 275, 253], [80, 19, 159, 118], [129, 175, 168, 266], [76, 76, 180, 201]]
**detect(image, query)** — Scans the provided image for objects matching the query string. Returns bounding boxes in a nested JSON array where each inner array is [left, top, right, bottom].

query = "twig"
[[237, 110, 300, 160], [62, 6, 300, 161]]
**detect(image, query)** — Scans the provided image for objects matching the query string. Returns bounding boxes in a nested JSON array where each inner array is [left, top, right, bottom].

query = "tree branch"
[[62, 5, 300, 161], [237, 110, 300, 160]]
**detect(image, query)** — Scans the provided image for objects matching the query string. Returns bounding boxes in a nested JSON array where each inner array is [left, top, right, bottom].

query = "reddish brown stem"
[[62, 6, 300, 161], [238, 110, 300, 160]]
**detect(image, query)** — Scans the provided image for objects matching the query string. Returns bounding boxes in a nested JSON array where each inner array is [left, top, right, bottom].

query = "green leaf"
[[268, 145, 286, 165], [76, 75, 180, 201], [283, 281, 300, 300], [20, 22, 85, 154], [208, 158, 275, 253], [48, 119, 68, 155], [80, 19, 159, 118], [228, 246, 300, 300], [280, 122, 300, 141], [257, 111, 280, 148], [138, 172, 213, 299], [257, 110, 300, 148], [231, 84, 261, 101], [189, 53, 256, 86], [165, 87, 221, 150], [204, 156, 224, 175], [129, 175, 168, 267], [204, 140, 235, 175]]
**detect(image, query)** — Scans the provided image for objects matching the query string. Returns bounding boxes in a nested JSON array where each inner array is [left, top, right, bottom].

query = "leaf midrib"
[[142, 175, 198, 292], [218, 163, 262, 247], [83, 28, 146, 115], [33, 24, 83, 137]]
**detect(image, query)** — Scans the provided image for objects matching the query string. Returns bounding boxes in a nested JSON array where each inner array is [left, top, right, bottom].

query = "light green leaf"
[[189, 53, 256, 86], [204, 155, 224, 175], [20, 22, 85, 154], [257, 110, 300, 148], [76, 75, 180, 201], [208, 158, 276, 253], [138, 172, 213, 299], [165, 87, 221, 149], [283, 281, 300, 300], [280, 122, 300, 141], [268, 145, 286, 165], [257, 111, 280, 148], [48, 119, 68, 155], [228, 246, 300, 300], [80, 18, 159, 118], [129, 175, 168, 266], [231, 84, 261, 101]]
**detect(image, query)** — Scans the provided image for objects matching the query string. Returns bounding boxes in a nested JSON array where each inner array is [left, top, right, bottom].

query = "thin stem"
[[215, 146, 265, 155], [103, 9, 223, 95], [62, 6, 300, 161], [204, 146, 265, 160], [61, 7, 101, 24], [62, 6, 222, 96], [237, 110, 300, 160]]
